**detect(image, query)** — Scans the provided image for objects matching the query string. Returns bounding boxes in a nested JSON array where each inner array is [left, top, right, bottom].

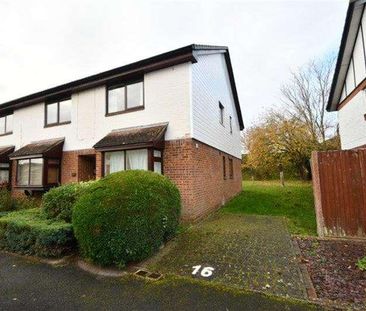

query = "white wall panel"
[[339, 90, 366, 149], [191, 53, 242, 159], [0, 63, 192, 151]]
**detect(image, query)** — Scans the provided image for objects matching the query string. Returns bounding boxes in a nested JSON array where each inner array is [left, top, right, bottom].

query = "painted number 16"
[[192, 265, 215, 277]]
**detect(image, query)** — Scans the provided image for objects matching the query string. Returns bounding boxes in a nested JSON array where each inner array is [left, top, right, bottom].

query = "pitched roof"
[[0, 44, 244, 130], [327, 1, 364, 111], [93, 123, 168, 150], [9, 138, 64, 159], [0, 146, 15, 162]]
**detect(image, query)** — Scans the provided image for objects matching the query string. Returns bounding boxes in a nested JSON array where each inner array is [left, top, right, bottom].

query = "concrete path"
[[0, 251, 321, 311], [145, 214, 307, 299]]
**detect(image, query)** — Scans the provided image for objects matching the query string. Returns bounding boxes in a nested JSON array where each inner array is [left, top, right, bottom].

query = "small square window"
[[46, 98, 72, 126], [0, 114, 13, 135]]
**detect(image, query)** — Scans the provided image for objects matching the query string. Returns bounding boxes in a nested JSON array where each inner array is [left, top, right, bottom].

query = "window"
[[229, 116, 233, 134], [153, 149, 163, 174], [103, 148, 162, 176], [229, 158, 233, 179], [107, 80, 144, 115], [0, 163, 10, 183], [104, 149, 148, 175], [17, 158, 43, 186], [0, 114, 13, 135], [223, 156, 226, 180], [126, 149, 148, 170], [219, 102, 224, 125], [16, 158, 61, 187], [46, 98, 72, 126]]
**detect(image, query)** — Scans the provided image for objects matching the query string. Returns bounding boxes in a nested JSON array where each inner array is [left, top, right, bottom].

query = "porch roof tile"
[[9, 138, 64, 159]]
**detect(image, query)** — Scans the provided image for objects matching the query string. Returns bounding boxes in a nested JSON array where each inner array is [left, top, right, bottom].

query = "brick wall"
[[61, 149, 102, 184], [10, 140, 242, 222], [164, 138, 242, 222]]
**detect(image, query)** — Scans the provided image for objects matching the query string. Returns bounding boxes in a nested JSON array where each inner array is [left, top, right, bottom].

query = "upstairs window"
[[0, 114, 13, 135], [46, 98, 72, 127], [219, 102, 224, 125], [107, 80, 144, 115]]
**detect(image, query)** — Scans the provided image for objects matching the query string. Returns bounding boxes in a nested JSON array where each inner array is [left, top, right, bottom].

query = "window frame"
[[229, 158, 234, 179], [106, 79, 145, 117], [15, 157, 61, 189], [219, 102, 224, 126], [0, 163, 10, 184], [223, 156, 226, 180], [102, 147, 163, 176], [0, 113, 14, 136], [45, 97, 72, 128]]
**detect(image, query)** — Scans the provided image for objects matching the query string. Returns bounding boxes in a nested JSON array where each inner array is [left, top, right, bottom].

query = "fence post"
[[311, 151, 325, 237]]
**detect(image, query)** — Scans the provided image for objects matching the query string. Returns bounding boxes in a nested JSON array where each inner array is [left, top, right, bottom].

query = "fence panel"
[[311, 149, 366, 238]]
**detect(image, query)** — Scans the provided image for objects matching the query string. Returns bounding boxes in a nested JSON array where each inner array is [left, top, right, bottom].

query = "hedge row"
[[0, 209, 76, 257]]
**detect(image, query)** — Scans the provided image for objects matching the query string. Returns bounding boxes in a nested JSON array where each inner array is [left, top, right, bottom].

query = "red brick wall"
[[61, 149, 102, 184], [10, 140, 242, 222], [164, 138, 242, 222]]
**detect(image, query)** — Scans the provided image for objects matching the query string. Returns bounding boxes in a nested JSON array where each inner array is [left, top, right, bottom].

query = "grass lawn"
[[221, 180, 317, 236]]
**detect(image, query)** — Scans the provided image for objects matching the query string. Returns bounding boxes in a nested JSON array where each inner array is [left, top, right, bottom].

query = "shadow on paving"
[[0, 252, 322, 311], [145, 214, 307, 299]]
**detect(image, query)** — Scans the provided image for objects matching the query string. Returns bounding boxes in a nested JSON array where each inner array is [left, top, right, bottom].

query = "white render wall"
[[0, 63, 192, 151], [338, 90, 366, 149], [191, 52, 242, 159]]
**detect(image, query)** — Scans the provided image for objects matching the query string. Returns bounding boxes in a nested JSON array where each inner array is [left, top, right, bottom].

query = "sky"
[[0, 0, 348, 127]]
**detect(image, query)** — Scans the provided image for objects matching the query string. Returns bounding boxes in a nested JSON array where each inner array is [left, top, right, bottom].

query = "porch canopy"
[[93, 123, 168, 151], [9, 138, 64, 160], [0, 146, 15, 162]]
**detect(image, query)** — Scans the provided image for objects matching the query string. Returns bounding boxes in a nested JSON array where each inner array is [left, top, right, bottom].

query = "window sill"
[[44, 121, 71, 128], [106, 106, 144, 117], [0, 132, 13, 137]]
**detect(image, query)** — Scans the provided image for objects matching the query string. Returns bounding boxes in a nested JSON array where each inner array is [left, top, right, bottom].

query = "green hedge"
[[0, 188, 40, 212], [42, 182, 94, 223], [0, 209, 76, 257], [73, 170, 181, 267]]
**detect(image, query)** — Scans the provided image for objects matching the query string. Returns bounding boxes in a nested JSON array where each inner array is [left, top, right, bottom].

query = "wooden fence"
[[311, 149, 366, 239]]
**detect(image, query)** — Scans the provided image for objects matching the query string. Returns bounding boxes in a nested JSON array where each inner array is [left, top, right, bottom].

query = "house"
[[0, 44, 244, 221], [327, 0, 366, 149]]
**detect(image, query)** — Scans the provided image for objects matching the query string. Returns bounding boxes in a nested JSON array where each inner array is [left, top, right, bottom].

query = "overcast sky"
[[0, 0, 348, 127]]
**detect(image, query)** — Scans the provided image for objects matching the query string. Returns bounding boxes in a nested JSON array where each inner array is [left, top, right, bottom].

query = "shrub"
[[72, 170, 181, 267], [42, 182, 93, 223], [0, 188, 16, 212], [0, 208, 75, 257]]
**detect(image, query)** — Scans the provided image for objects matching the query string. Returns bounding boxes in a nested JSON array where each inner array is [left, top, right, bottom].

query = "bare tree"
[[280, 56, 336, 144]]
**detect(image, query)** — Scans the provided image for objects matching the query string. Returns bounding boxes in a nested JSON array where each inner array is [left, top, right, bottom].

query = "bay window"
[[104, 148, 162, 176], [16, 158, 61, 187], [106, 80, 144, 115], [0, 163, 10, 183]]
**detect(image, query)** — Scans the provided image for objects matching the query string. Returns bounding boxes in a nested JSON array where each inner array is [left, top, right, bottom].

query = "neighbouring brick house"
[[0, 44, 244, 221]]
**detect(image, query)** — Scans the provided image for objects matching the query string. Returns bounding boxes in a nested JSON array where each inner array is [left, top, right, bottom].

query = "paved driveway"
[[0, 252, 322, 311], [145, 214, 307, 299]]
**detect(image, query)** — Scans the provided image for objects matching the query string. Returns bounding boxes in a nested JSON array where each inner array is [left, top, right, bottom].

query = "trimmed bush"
[[42, 182, 93, 223], [72, 170, 181, 267], [0, 209, 75, 257]]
